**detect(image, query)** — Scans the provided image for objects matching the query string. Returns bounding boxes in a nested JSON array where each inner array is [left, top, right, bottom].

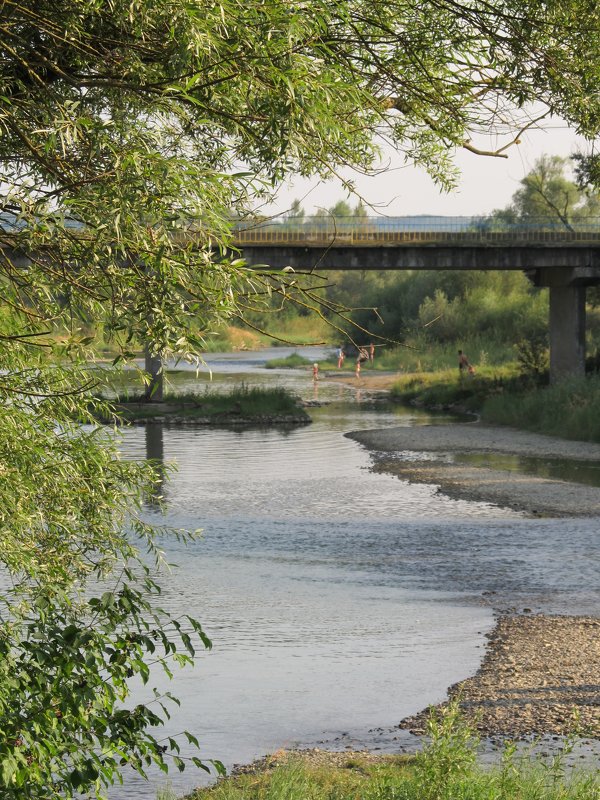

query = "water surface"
[[110, 350, 600, 798]]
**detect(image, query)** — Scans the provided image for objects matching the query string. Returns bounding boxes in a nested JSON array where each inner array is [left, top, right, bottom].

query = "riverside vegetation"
[[96, 385, 309, 425], [6, 2, 600, 796], [179, 705, 599, 800], [388, 370, 600, 443]]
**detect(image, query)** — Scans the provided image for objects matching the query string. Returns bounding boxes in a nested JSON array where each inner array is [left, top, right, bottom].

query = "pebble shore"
[[346, 420, 600, 741], [401, 614, 600, 739], [347, 422, 600, 517]]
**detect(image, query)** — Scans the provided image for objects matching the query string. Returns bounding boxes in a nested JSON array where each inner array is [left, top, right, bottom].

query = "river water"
[[112, 348, 600, 799]]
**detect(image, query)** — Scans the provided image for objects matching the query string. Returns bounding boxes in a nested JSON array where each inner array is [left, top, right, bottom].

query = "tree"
[[2, 1, 600, 797], [287, 199, 305, 220], [489, 155, 599, 230]]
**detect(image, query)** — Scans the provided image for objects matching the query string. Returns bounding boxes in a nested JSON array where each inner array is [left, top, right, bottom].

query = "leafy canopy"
[[1, 1, 600, 797]]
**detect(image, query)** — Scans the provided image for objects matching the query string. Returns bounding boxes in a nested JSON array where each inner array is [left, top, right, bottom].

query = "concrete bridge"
[[233, 216, 600, 383]]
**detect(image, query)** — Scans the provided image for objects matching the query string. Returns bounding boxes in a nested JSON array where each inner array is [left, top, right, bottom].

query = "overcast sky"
[[266, 121, 590, 219]]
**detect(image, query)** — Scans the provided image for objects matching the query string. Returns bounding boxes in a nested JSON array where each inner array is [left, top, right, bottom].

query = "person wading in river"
[[356, 347, 368, 378]]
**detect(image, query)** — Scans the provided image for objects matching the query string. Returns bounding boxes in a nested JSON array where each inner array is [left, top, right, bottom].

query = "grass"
[[375, 336, 519, 374], [259, 314, 333, 346], [389, 364, 522, 413], [482, 373, 600, 441], [102, 385, 308, 422], [183, 705, 599, 800], [389, 362, 600, 443]]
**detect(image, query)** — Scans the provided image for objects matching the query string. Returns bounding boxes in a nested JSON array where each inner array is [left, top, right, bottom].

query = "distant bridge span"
[[234, 217, 600, 384]]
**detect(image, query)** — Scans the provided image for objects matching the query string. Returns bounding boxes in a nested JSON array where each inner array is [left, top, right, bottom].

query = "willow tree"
[[1, 0, 600, 796]]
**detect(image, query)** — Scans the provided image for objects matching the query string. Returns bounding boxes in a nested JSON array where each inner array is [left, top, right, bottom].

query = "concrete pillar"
[[548, 283, 586, 383]]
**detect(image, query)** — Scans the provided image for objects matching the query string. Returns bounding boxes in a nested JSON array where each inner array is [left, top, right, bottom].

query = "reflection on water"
[[455, 451, 600, 489], [109, 352, 600, 799]]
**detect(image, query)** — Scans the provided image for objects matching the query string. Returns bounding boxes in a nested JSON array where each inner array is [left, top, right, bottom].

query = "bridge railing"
[[232, 216, 600, 246]]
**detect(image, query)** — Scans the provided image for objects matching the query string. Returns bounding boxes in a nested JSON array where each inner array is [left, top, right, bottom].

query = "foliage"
[[482, 373, 600, 441], [515, 334, 550, 381], [487, 156, 600, 231], [3, 0, 600, 796], [0, 344, 218, 798], [389, 364, 521, 412], [414, 703, 478, 800], [264, 353, 314, 369], [390, 364, 600, 442], [334, 268, 548, 349]]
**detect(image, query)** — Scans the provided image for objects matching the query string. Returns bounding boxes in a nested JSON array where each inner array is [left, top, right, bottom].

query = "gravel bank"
[[347, 422, 600, 741], [400, 614, 600, 739], [347, 423, 600, 517]]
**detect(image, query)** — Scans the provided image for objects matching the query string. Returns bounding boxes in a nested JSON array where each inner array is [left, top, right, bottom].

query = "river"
[[112, 348, 600, 799]]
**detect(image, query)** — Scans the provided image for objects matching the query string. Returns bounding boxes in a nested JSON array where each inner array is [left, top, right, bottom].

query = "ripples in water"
[[110, 396, 599, 799]]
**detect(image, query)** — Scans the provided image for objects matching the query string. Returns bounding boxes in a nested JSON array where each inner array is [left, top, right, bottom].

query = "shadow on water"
[[144, 424, 166, 507]]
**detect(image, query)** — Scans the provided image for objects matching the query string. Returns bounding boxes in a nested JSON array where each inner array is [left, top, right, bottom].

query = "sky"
[[266, 122, 591, 220]]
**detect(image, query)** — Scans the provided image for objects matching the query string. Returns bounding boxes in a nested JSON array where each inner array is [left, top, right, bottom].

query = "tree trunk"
[[142, 343, 164, 401]]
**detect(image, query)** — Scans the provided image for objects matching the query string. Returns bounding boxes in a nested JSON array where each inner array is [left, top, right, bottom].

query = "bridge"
[[233, 216, 600, 384]]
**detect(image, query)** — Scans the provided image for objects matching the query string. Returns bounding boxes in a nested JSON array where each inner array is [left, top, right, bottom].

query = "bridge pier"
[[535, 268, 588, 384], [549, 283, 586, 383]]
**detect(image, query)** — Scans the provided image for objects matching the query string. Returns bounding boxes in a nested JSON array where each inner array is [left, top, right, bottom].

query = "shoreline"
[[400, 613, 600, 741], [344, 418, 600, 742], [346, 422, 600, 517]]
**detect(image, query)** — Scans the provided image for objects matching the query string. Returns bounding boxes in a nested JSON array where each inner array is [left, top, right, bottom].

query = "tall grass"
[[482, 373, 600, 441], [109, 385, 306, 420], [264, 353, 313, 369], [389, 364, 520, 412], [185, 704, 599, 800]]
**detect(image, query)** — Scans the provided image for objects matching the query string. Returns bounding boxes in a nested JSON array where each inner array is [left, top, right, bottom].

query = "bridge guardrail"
[[231, 217, 600, 246]]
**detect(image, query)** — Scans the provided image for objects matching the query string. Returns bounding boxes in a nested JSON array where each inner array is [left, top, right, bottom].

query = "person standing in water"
[[356, 347, 368, 378]]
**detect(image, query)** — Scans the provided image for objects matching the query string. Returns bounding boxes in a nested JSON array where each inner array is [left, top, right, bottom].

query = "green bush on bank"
[[390, 366, 600, 443], [184, 704, 599, 800], [264, 352, 314, 369], [482, 373, 600, 441]]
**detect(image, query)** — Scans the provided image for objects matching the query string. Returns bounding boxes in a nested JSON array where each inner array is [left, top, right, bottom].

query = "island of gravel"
[[345, 421, 600, 742]]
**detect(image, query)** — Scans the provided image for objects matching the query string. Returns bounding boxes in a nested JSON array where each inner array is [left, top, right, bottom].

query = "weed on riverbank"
[[97, 385, 308, 423], [389, 368, 600, 443], [389, 365, 521, 413], [264, 352, 314, 369], [483, 374, 600, 441], [182, 705, 599, 800]]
